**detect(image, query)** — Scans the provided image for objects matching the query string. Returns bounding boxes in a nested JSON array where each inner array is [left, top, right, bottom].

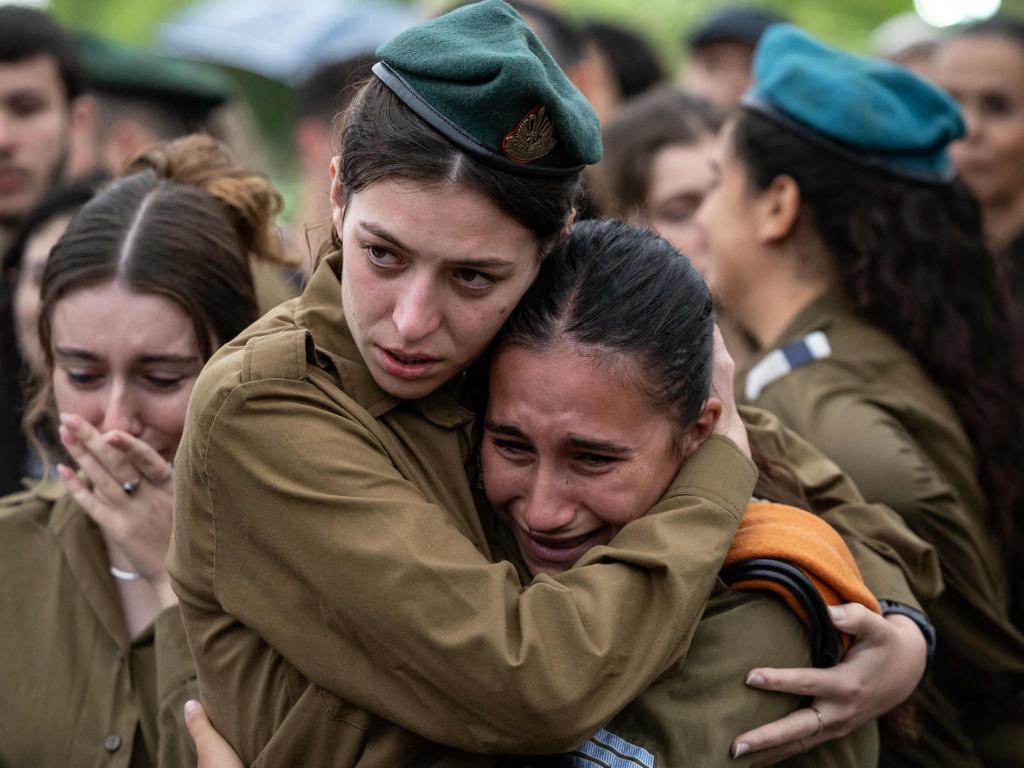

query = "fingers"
[[709, 325, 751, 457], [184, 701, 245, 768], [107, 431, 173, 485], [743, 666, 840, 699], [731, 705, 827, 758], [59, 414, 136, 495], [828, 603, 889, 641], [57, 464, 121, 533]]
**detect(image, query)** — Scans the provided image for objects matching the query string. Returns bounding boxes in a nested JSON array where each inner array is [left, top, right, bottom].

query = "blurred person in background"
[[1, 4, 93, 496], [933, 17, 1024, 328], [0, 134, 290, 767], [291, 54, 374, 266], [70, 35, 234, 178], [702, 25, 1024, 766], [0, 5, 92, 257], [2, 177, 98, 494], [592, 86, 757, 364], [872, 12, 946, 79], [682, 6, 787, 110], [579, 20, 664, 117]]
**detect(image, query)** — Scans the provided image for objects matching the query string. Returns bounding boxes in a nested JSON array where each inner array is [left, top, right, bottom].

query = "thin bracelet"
[[110, 565, 141, 582]]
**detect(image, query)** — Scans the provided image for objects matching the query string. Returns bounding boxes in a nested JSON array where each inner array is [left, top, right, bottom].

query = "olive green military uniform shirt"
[[168, 251, 759, 766], [0, 483, 197, 767], [566, 586, 877, 768], [739, 291, 1024, 768]]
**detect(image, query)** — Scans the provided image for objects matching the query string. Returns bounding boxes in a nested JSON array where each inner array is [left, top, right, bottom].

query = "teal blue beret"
[[742, 24, 965, 183], [374, 0, 601, 176]]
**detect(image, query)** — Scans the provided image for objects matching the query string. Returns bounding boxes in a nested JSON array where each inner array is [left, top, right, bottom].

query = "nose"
[[520, 465, 577, 533], [392, 273, 442, 342], [99, 381, 143, 436]]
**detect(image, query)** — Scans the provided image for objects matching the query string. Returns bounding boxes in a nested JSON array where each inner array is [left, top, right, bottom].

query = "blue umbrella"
[[157, 0, 419, 85]]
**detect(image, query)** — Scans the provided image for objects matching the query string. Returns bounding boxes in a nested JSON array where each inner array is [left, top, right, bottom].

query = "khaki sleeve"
[[740, 404, 941, 609], [596, 590, 877, 767], [747, 398, 1024, 748], [153, 605, 199, 768], [174, 378, 756, 755]]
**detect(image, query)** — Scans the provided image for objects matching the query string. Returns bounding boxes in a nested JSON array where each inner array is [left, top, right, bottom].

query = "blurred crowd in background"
[[3, 1, 1012, 490]]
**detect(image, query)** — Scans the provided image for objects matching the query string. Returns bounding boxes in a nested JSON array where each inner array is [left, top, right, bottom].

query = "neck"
[[982, 192, 1024, 254], [730, 243, 835, 350]]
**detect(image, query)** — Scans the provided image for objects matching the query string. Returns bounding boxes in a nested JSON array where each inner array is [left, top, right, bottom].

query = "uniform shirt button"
[[104, 734, 122, 753]]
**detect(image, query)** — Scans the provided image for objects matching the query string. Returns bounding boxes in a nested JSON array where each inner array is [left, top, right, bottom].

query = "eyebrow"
[[54, 347, 200, 365], [486, 421, 635, 456], [360, 221, 516, 270], [565, 434, 635, 456], [484, 420, 528, 439]]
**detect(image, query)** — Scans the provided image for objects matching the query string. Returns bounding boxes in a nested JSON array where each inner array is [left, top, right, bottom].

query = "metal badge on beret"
[[502, 106, 557, 163]]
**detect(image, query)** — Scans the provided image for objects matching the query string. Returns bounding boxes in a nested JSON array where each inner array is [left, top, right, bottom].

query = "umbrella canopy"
[[157, 0, 419, 85]]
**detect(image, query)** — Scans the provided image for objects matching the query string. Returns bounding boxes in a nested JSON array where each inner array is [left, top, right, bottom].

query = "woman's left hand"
[[730, 603, 926, 765], [57, 413, 176, 601]]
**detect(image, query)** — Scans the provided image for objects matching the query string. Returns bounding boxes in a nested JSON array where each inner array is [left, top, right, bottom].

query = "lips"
[[375, 345, 441, 380], [517, 526, 609, 568], [0, 167, 28, 194]]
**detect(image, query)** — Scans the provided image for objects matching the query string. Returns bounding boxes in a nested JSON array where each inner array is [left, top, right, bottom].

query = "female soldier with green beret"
[[700, 24, 1024, 766], [169, 4, 938, 765]]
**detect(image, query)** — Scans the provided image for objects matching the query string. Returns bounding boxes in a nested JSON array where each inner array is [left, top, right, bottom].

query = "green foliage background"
[[50, 0, 1024, 63], [46, 0, 1024, 217]]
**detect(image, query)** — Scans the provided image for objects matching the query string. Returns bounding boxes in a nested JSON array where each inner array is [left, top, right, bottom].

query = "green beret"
[[742, 24, 965, 183], [373, 0, 601, 176], [78, 33, 233, 115]]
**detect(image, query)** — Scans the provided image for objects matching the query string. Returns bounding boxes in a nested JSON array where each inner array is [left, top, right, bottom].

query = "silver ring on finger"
[[810, 705, 825, 736], [122, 477, 143, 496]]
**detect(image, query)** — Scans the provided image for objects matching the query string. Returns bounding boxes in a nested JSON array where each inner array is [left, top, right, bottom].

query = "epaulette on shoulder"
[[240, 329, 311, 383], [745, 330, 831, 401]]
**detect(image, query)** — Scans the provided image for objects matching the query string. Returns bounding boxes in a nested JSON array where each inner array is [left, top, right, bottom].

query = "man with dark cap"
[[71, 34, 234, 177], [0, 5, 92, 257], [683, 6, 787, 109]]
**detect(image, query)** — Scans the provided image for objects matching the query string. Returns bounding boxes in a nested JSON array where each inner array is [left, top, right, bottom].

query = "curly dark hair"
[[732, 109, 1024, 561]]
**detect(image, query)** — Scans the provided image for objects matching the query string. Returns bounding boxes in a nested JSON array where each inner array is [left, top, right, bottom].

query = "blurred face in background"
[[934, 36, 1024, 215], [14, 213, 73, 373], [684, 42, 755, 110], [642, 136, 717, 281], [0, 56, 70, 226]]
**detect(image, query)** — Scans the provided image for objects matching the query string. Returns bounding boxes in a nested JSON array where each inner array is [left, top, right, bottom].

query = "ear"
[[754, 174, 801, 244], [679, 396, 722, 459], [329, 156, 345, 231]]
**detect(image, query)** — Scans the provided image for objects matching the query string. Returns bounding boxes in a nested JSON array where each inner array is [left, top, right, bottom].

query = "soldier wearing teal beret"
[[742, 23, 964, 181], [697, 23, 1024, 768]]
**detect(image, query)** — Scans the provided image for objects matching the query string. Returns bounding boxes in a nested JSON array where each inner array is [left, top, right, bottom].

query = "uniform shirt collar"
[[766, 287, 854, 351], [295, 249, 473, 428]]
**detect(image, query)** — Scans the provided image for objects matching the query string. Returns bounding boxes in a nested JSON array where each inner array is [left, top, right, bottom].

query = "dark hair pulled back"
[[28, 134, 288, 458], [333, 78, 581, 255], [497, 218, 714, 434], [732, 109, 1024, 553]]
